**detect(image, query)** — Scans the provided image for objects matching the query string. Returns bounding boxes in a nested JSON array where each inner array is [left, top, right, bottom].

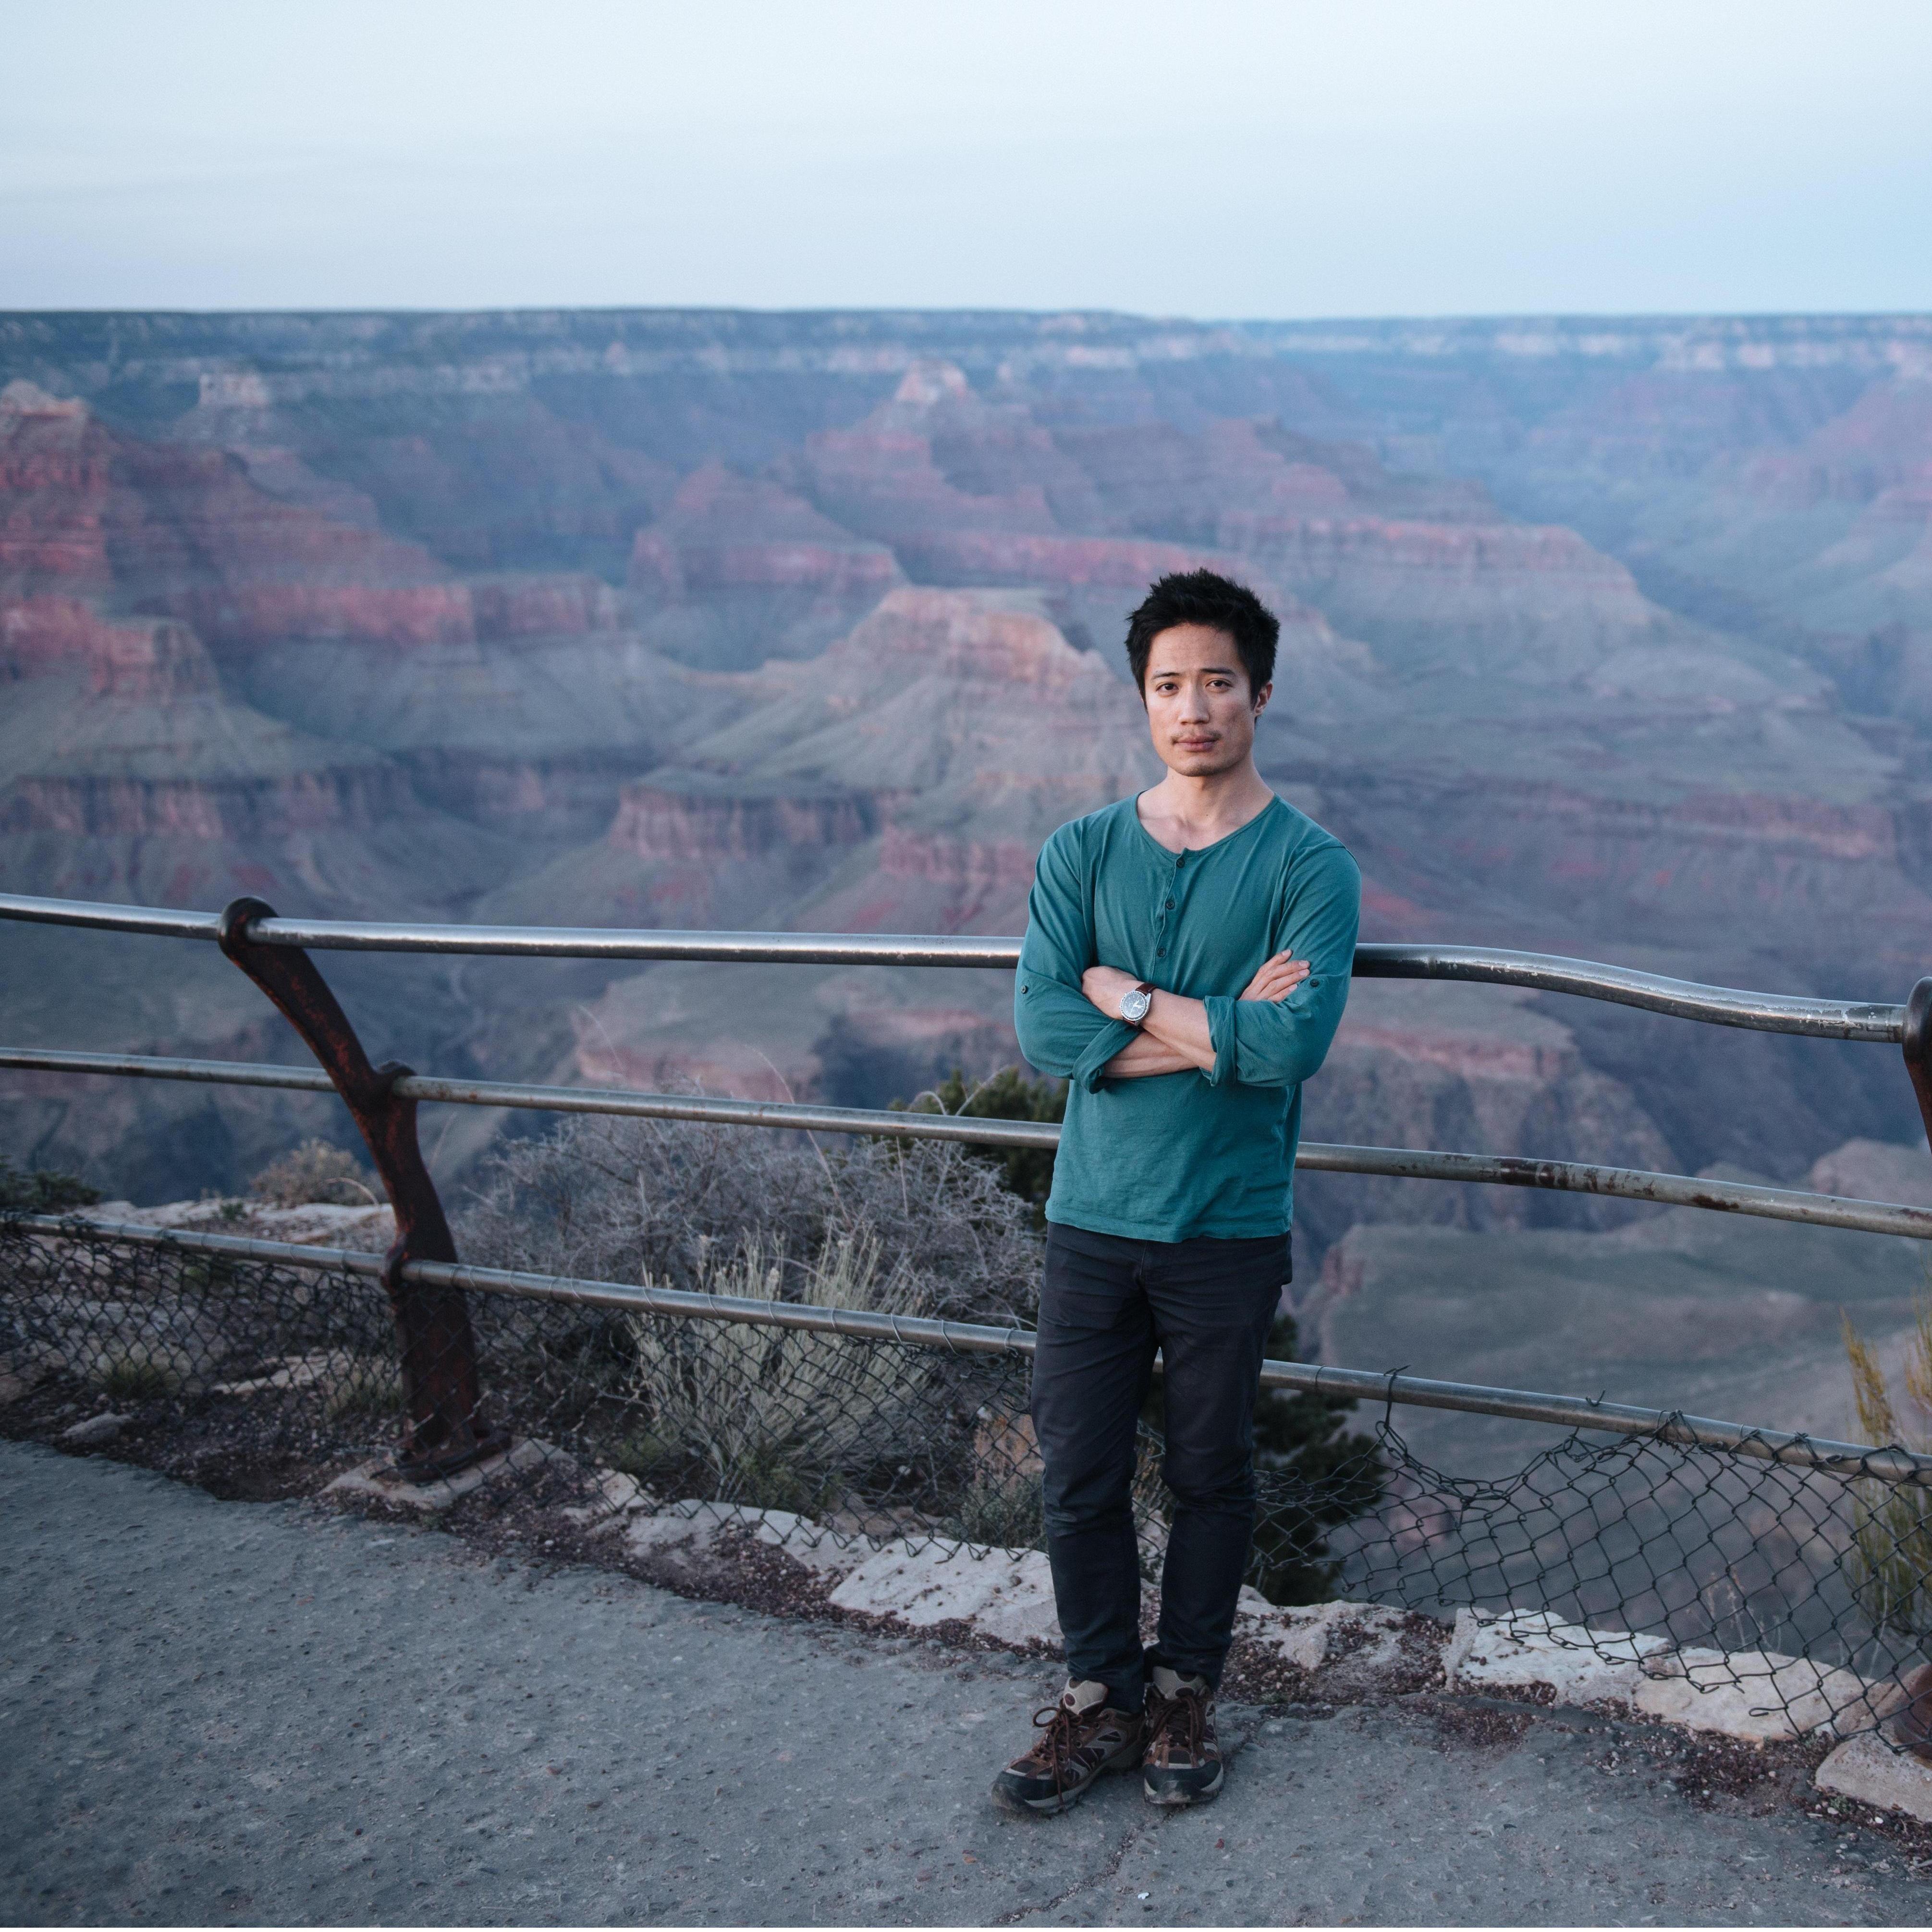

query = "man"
[[992, 569, 1360, 1815]]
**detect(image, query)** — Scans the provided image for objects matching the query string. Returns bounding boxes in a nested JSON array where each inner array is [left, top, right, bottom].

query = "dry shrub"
[[624, 1231, 935, 1509], [1842, 1300, 1932, 1633], [458, 1112, 1040, 1324], [250, 1139, 383, 1209]]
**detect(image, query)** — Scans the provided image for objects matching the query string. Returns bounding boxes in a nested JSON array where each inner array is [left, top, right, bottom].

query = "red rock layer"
[[155, 582, 475, 651], [0, 763, 414, 839], [793, 370, 1066, 546], [1, 595, 215, 700], [876, 827, 1040, 901], [1736, 379, 1932, 510], [609, 784, 885, 862], [627, 463, 901, 599], [1, 379, 481, 652], [0, 384, 114, 589], [1221, 513, 1641, 596], [471, 574, 623, 640], [829, 584, 1114, 694], [891, 529, 1260, 593]]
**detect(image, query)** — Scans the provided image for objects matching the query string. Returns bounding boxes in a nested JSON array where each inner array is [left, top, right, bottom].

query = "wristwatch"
[[1118, 980, 1156, 1026]]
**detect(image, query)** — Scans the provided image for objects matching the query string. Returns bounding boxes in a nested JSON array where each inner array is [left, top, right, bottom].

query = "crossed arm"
[[1013, 829, 1360, 1094], [1084, 953, 1310, 1078]]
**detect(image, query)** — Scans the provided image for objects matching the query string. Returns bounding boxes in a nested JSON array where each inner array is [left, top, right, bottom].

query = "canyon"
[[5, 307, 1932, 1430]]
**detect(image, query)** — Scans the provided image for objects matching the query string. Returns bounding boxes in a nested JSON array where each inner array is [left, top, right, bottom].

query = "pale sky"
[[5, 0, 1930, 318]]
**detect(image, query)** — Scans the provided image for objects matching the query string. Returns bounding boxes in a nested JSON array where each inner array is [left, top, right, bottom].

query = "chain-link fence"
[[8, 1210, 1932, 1750]]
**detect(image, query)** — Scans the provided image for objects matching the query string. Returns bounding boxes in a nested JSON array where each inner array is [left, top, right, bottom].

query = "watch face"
[[1121, 988, 1151, 1024]]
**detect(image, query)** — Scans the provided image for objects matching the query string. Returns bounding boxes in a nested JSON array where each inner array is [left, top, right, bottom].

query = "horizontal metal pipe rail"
[[9, 1211, 1929, 1486], [0, 892, 1904, 1039], [10, 1045, 1932, 1241]]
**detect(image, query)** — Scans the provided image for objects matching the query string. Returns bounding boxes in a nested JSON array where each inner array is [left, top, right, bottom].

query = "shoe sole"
[[1143, 1762, 1225, 1807], [989, 1738, 1144, 1816]]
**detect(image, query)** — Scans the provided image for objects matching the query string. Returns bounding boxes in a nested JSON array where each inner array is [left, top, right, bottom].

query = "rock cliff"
[[3, 307, 1930, 1277]]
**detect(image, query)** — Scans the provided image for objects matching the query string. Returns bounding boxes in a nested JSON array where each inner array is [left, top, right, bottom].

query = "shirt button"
[[1165, 898, 1174, 908], [1156, 946, 1166, 957]]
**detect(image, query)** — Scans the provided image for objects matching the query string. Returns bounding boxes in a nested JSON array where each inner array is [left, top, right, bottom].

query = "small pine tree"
[[899, 1065, 1066, 1226], [1248, 1312, 1385, 1602], [0, 1157, 102, 1213]]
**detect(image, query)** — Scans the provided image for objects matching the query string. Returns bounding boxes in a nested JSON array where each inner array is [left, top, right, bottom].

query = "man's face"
[[1141, 623, 1270, 777]]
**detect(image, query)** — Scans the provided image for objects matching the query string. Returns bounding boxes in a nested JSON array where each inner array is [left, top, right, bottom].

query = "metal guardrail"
[[13, 1210, 1932, 1487], [9, 1044, 1932, 1243], [0, 893, 1906, 1039], [5, 886, 1932, 1479]]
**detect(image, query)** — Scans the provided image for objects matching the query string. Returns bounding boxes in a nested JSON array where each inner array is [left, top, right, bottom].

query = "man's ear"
[[1253, 680, 1274, 716]]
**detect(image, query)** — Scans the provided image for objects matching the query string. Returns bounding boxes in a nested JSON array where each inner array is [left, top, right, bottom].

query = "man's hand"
[[1241, 950, 1310, 1003], [1081, 963, 1143, 1019], [1083, 952, 1308, 1080]]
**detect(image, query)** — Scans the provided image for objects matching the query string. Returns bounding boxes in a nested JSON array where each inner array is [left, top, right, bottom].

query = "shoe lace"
[[1148, 1685, 1206, 1761], [1027, 1700, 1081, 1789]]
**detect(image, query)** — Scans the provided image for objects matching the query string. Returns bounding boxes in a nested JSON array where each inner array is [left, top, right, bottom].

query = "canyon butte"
[[6, 306, 1932, 1448]]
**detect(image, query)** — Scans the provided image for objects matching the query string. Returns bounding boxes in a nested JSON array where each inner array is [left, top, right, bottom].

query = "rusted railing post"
[[1904, 978, 1932, 1156], [218, 896, 505, 1478]]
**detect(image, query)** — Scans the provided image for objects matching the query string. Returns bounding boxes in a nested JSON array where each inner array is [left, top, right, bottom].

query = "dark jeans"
[[1030, 1222, 1290, 1709]]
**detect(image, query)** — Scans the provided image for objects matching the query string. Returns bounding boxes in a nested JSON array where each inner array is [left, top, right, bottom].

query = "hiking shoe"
[[990, 1680, 1145, 1815], [1143, 1665, 1223, 1806]]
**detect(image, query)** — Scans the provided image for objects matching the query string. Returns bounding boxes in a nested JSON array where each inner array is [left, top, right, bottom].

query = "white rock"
[[828, 1539, 1062, 1648], [1444, 1608, 1667, 1707], [595, 1468, 650, 1512], [1634, 1646, 1875, 1741], [1815, 1728, 1932, 1822], [1235, 1597, 1413, 1673], [624, 1501, 869, 1579], [0, 1355, 44, 1406], [61, 1411, 129, 1446], [560, 1467, 656, 1527], [249, 1203, 395, 1247], [212, 1351, 346, 1396], [622, 1504, 1060, 1643], [323, 1435, 556, 1510]]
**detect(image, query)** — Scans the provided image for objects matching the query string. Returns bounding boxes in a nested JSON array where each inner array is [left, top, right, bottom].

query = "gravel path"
[[1, 1439, 1926, 1926]]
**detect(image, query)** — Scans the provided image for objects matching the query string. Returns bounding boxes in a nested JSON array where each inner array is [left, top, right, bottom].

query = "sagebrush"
[[460, 1111, 1041, 1323]]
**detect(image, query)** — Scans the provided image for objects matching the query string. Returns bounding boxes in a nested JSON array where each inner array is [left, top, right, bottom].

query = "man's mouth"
[[1174, 736, 1218, 752]]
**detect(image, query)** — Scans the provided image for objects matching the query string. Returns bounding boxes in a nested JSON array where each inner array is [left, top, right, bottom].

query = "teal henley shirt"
[[1014, 794, 1361, 1243]]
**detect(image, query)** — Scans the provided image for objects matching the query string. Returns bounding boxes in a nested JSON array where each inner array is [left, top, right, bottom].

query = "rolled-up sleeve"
[[1202, 842, 1360, 1089], [1015, 825, 1137, 1092]]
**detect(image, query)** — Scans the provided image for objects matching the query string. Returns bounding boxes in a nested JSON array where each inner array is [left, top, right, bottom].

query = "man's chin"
[[1162, 749, 1243, 777]]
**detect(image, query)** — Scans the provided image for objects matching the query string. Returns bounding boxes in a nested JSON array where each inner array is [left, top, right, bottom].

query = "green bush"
[[897, 1066, 1065, 1226], [0, 1158, 102, 1213], [97, 1352, 181, 1403]]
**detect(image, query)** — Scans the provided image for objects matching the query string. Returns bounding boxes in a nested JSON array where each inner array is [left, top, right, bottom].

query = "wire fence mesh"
[[5, 1211, 1932, 1752]]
